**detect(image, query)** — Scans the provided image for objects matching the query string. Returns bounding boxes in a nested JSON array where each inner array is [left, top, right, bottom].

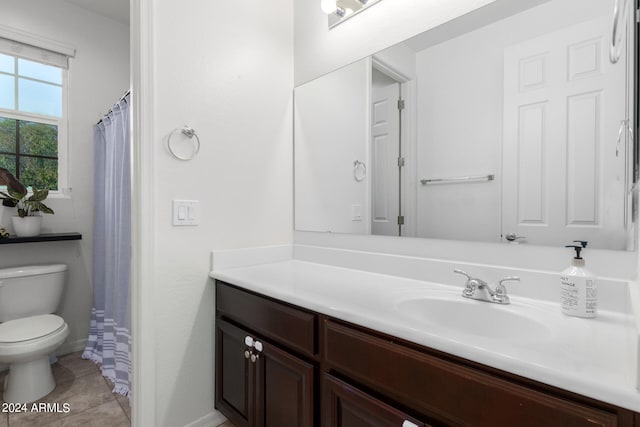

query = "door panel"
[[371, 68, 402, 236], [215, 319, 252, 427], [255, 339, 315, 427], [502, 17, 627, 248], [323, 373, 426, 427]]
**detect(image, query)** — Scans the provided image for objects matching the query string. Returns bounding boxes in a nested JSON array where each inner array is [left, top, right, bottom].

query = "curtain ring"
[[168, 126, 200, 161], [354, 160, 366, 182]]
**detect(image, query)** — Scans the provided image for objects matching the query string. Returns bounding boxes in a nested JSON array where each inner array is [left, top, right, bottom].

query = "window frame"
[[0, 62, 69, 196]]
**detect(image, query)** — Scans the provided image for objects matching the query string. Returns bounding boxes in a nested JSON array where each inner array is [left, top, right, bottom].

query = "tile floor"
[[0, 351, 130, 426], [0, 351, 238, 426]]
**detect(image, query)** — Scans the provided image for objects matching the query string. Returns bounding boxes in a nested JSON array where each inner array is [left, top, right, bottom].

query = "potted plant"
[[0, 167, 54, 237]]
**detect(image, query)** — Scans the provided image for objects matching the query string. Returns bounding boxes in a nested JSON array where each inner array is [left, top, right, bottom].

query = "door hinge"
[[636, 7, 639, 23], [397, 215, 405, 225], [397, 157, 405, 167], [397, 99, 405, 110]]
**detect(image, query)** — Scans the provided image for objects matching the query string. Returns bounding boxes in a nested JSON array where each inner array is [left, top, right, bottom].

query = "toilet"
[[0, 265, 69, 403]]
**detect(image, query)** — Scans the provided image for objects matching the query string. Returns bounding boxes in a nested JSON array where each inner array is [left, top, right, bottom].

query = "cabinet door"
[[323, 373, 427, 427], [254, 339, 315, 427], [215, 319, 253, 427], [324, 320, 619, 427]]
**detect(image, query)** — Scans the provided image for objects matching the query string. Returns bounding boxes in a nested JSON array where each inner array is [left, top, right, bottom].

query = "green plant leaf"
[[17, 208, 27, 218], [1, 199, 17, 207], [35, 202, 54, 215], [7, 188, 25, 201], [28, 189, 49, 202]]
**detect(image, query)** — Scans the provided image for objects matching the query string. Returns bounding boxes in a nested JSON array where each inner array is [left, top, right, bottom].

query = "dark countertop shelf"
[[0, 232, 82, 244]]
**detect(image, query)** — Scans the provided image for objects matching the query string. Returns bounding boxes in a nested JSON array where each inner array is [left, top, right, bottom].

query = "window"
[[0, 48, 67, 191]]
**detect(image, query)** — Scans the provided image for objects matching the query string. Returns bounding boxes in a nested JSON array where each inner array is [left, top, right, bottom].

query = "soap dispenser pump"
[[560, 240, 597, 318]]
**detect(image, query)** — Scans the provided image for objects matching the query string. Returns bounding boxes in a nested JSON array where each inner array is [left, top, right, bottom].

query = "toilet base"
[[4, 356, 55, 403]]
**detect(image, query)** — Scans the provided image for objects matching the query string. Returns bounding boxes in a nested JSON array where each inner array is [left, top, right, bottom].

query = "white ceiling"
[[63, 0, 130, 25]]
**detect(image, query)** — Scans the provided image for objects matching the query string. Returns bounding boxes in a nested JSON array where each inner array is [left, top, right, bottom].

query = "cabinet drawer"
[[216, 281, 317, 356], [324, 320, 617, 427], [323, 373, 428, 427]]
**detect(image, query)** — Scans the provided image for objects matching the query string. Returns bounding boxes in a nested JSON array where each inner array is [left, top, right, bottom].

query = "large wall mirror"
[[295, 0, 638, 250]]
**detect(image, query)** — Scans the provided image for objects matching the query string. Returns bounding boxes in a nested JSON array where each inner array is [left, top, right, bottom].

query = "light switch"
[[351, 204, 362, 221], [173, 200, 200, 226]]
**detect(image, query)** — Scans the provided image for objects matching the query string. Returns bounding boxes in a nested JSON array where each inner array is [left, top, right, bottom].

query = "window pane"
[[0, 74, 14, 110], [0, 154, 16, 177], [0, 54, 13, 74], [19, 156, 57, 190], [19, 121, 57, 157], [0, 117, 16, 153], [18, 78, 61, 117], [17, 58, 61, 84]]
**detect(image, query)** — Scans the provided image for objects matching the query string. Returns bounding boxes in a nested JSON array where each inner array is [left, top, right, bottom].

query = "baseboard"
[[57, 338, 87, 356], [183, 410, 226, 427]]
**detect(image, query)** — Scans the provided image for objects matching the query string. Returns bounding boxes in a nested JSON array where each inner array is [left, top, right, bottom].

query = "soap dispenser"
[[560, 240, 597, 318]]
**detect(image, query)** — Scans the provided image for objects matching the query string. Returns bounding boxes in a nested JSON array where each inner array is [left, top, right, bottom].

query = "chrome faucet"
[[453, 269, 520, 304]]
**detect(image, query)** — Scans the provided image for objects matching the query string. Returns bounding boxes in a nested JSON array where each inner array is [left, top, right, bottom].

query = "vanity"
[[212, 0, 640, 424], [211, 254, 640, 427]]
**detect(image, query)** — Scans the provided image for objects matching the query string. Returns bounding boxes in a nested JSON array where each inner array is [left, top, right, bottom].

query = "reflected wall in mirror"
[[295, 0, 638, 250]]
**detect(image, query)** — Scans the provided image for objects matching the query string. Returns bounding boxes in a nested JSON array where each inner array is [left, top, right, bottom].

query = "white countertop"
[[210, 259, 640, 412]]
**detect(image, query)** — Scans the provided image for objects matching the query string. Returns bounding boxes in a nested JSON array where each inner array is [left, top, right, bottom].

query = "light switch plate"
[[351, 204, 362, 221], [173, 200, 200, 226]]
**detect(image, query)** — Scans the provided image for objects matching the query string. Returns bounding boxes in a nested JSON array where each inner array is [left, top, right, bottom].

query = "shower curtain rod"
[[96, 89, 131, 125]]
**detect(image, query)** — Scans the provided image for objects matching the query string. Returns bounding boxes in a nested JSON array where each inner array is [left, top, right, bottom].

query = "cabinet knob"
[[244, 336, 254, 348], [402, 421, 419, 427], [254, 341, 263, 352], [244, 350, 251, 359], [250, 353, 259, 363]]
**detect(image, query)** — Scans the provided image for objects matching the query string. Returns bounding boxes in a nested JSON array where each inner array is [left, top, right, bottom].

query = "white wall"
[[295, 58, 370, 233], [294, 0, 496, 86], [138, 0, 293, 425], [373, 43, 417, 80], [0, 0, 129, 354]]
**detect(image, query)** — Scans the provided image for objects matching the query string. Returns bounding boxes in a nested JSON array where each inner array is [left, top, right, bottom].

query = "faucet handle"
[[497, 276, 520, 295], [453, 269, 472, 280], [454, 269, 477, 298]]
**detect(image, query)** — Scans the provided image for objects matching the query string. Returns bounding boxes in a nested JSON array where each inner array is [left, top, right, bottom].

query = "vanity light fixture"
[[320, 0, 337, 14], [322, 0, 383, 28]]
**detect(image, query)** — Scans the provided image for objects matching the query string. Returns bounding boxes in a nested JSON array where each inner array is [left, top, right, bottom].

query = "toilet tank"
[[0, 265, 67, 322]]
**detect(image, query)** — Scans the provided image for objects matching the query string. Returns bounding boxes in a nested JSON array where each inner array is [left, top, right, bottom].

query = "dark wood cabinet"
[[255, 338, 314, 427], [216, 318, 252, 427], [323, 319, 623, 427], [215, 282, 317, 427], [323, 373, 428, 427], [215, 281, 639, 427]]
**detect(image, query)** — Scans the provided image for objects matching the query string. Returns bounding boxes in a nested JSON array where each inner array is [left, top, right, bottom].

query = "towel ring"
[[610, 0, 629, 64], [168, 126, 200, 161], [354, 160, 367, 182]]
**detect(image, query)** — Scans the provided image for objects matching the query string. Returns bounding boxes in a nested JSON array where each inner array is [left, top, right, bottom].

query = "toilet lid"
[[0, 314, 65, 343]]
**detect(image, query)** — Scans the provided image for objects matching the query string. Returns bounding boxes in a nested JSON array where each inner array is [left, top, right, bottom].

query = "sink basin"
[[395, 295, 552, 342]]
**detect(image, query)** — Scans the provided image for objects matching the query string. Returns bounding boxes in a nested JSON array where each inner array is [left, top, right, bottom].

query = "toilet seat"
[[0, 315, 65, 343]]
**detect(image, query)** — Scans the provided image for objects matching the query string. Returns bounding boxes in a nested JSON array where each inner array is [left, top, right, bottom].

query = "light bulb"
[[320, 0, 337, 14]]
